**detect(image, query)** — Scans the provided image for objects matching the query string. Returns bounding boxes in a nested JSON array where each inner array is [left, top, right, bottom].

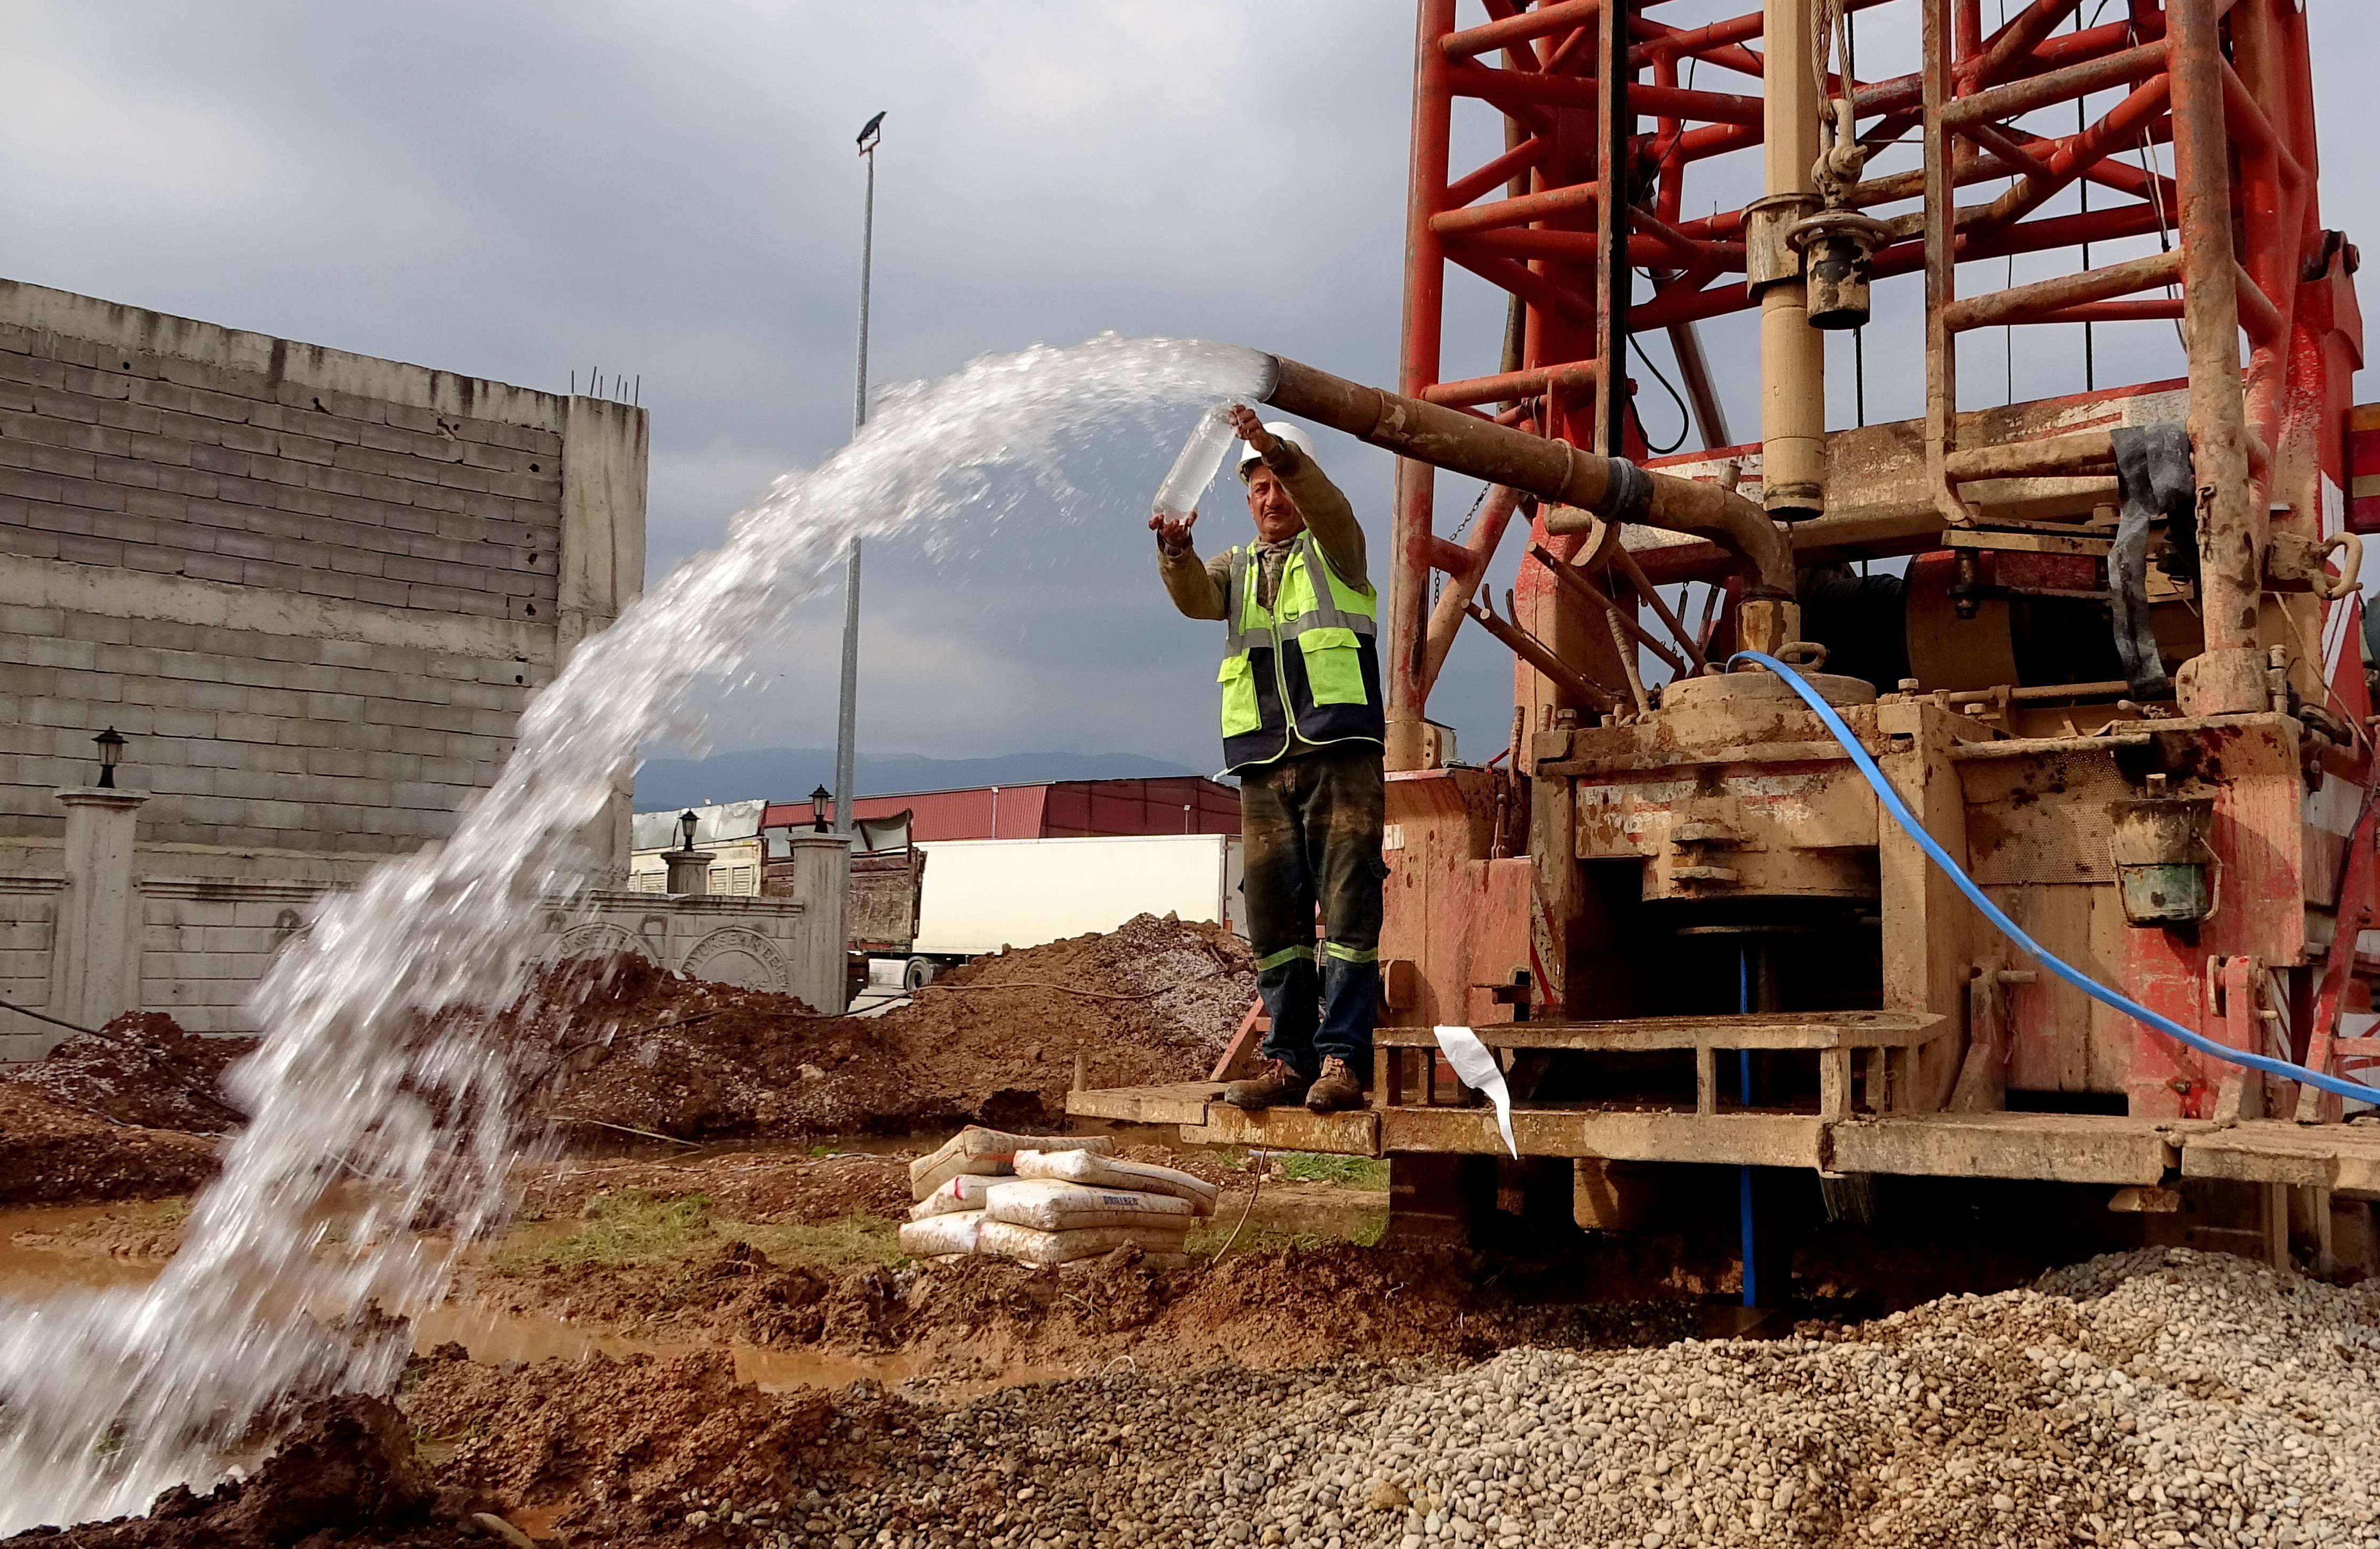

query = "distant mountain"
[[632, 747, 1204, 811]]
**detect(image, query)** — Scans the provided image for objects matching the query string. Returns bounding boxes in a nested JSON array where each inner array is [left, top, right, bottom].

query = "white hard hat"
[[1237, 421, 1319, 478]]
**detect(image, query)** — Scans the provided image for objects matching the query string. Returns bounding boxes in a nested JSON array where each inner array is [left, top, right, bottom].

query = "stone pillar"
[[46, 788, 147, 1035], [662, 849, 712, 896], [558, 396, 650, 884], [778, 833, 850, 1013]]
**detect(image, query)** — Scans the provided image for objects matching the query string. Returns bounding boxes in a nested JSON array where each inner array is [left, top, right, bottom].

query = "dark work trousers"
[[1238, 743, 1386, 1079]]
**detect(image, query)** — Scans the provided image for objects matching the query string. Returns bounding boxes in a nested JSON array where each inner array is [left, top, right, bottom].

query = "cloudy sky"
[[3, 3, 2372, 780]]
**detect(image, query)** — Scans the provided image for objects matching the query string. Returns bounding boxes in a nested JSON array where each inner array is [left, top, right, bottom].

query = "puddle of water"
[[0, 1207, 1068, 1400], [0, 1208, 174, 1295]]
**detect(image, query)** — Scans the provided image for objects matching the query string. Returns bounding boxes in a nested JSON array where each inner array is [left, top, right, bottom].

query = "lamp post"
[[92, 728, 125, 789], [810, 784, 833, 834], [663, 808, 709, 897], [834, 110, 886, 840]]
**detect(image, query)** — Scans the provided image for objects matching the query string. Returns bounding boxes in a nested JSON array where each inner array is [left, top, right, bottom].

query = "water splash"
[[0, 334, 1271, 1530]]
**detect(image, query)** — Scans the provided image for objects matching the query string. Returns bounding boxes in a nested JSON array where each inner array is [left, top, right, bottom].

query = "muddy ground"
[[0, 1134, 1700, 1549], [6, 921, 2344, 1547]]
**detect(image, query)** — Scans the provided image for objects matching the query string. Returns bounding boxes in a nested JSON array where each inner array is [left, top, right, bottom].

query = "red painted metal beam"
[[1447, 59, 1765, 126], [1444, 136, 1548, 209], [1389, 0, 1458, 763], [1941, 39, 2169, 127], [1421, 361, 1601, 409], [1432, 180, 1599, 237], [1443, 0, 1600, 60]]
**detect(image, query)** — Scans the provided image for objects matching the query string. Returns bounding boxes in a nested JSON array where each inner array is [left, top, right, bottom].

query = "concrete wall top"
[[0, 280, 567, 433]]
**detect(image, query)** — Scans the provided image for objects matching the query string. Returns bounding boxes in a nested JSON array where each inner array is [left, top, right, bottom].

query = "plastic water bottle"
[[1151, 405, 1238, 522]]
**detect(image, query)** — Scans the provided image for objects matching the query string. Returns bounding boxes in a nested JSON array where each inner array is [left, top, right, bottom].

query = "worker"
[[1149, 404, 1384, 1114]]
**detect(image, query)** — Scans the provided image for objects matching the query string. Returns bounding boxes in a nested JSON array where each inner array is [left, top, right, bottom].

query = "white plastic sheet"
[[1433, 1026, 1518, 1158]]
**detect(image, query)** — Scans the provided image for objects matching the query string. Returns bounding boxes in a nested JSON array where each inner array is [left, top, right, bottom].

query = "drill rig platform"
[[1074, 0, 2380, 1277]]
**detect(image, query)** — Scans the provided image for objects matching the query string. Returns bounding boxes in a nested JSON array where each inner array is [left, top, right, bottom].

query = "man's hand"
[[1225, 404, 1276, 459], [1149, 506, 1198, 555]]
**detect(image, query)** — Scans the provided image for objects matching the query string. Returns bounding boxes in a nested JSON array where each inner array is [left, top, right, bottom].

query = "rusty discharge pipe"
[[1257, 354, 1798, 655]]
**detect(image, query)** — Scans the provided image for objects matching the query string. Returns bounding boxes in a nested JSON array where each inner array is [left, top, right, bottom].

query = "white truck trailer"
[[898, 832, 1245, 974]]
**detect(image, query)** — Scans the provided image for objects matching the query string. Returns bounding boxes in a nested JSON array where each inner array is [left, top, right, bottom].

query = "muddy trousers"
[[1238, 744, 1385, 1079]]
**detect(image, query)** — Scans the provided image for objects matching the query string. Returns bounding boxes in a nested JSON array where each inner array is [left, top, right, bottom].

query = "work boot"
[[1222, 1058, 1311, 1109], [1305, 1056, 1364, 1113]]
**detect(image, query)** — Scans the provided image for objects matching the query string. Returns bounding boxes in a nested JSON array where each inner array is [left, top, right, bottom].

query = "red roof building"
[[759, 776, 1239, 842]]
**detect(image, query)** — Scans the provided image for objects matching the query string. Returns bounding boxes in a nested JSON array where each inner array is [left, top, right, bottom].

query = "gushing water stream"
[[0, 335, 1269, 1530]]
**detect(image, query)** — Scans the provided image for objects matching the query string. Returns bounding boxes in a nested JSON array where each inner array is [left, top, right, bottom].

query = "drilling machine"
[[1077, 0, 2380, 1289]]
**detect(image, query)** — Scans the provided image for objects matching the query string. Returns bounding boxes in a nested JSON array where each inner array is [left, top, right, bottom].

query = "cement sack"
[[977, 1218, 1190, 1268], [907, 1173, 997, 1221], [1014, 1148, 1220, 1215], [898, 1209, 986, 1258], [908, 1128, 1111, 1200], [983, 1179, 1197, 1233]]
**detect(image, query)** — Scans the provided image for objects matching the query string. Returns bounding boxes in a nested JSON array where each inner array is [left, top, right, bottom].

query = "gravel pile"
[[1204, 1248, 2380, 1549], [413, 1247, 2380, 1549]]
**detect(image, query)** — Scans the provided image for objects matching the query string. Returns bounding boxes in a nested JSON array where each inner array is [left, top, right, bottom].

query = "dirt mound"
[[484, 1238, 1698, 1375], [0, 1394, 475, 1547], [0, 1084, 220, 1206], [518, 1149, 916, 1227], [534, 914, 1252, 1141], [405, 1342, 837, 1542], [6, 1012, 255, 1133]]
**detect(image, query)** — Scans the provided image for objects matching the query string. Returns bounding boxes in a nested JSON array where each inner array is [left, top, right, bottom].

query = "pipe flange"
[[1785, 207, 1893, 257], [1594, 457, 1655, 527]]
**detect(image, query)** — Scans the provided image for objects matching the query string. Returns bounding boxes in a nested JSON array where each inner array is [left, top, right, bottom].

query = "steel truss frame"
[[1389, 0, 2376, 1109]]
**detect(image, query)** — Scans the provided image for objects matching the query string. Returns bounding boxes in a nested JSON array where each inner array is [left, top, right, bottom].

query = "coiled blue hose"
[[1728, 650, 2380, 1105]]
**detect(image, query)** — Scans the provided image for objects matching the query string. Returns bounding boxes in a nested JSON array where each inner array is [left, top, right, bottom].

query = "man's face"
[[1244, 466, 1305, 544]]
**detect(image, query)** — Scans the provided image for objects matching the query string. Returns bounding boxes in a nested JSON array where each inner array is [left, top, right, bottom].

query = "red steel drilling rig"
[[1078, 0, 2380, 1287]]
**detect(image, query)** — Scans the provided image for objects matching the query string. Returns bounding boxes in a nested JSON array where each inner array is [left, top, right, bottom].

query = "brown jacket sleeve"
[[1264, 442, 1368, 593], [1159, 540, 1231, 621]]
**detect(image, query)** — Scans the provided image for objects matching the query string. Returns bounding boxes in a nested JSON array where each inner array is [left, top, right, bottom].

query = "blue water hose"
[[1728, 650, 2380, 1106]]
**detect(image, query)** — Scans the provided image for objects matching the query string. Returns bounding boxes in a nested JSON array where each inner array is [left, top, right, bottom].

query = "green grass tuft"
[[723, 1213, 911, 1273], [1274, 1152, 1391, 1190], [495, 1189, 713, 1271]]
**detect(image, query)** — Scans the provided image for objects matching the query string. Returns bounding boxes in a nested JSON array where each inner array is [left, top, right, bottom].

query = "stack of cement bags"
[[897, 1127, 1220, 1267], [899, 1127, 1110, 1258]]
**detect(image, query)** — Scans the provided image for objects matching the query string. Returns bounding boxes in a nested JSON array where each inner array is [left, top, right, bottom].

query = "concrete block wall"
[[1, 873, 838, 1052], [139, 880, 317, 1034], [0, 322, 564, 620], [0, 278, 646, 869], [0, 604, 555, 853], [0, 876, 59, 1062]]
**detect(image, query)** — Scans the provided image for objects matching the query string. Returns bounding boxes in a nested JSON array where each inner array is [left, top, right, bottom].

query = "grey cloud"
[[2, 3, 2372, 776]]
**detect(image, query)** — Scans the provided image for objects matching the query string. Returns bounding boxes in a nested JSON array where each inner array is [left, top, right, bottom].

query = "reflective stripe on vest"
[[1217, 532, 1384, 773]]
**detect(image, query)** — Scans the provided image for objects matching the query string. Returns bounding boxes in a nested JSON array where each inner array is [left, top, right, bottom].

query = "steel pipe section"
[[1257, 353, 1794, 601]]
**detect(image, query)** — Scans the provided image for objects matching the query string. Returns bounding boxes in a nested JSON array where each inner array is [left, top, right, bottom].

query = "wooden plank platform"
[[1370, 1105, 1826, 1168], [1830, 1112, 2196, 1185], [1064, 1081, 1220, 1126], [1373, 1011, 1942, 1053], [1064, 1090, 2380, 1192], [1198, 1105, 1382, 1156], [2182, 1119, 2380, 1194]]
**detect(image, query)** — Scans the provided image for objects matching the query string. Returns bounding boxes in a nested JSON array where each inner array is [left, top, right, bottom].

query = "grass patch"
[[494, 1189, 713, 1271], [727, 1213, 910, 1273], [491, 1194, 913, 1276], [1274, 1152, 1391, 1190], [47, 1197, 189, 1244]]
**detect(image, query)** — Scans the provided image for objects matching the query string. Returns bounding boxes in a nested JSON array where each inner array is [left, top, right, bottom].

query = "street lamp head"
[[857, 110, 886, 155], [810, 785, 833, 833], [677, 810, 699, 851], [93, 727, 126, 789]]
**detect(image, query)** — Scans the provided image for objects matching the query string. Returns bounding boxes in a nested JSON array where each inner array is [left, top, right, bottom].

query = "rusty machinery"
[[1076, 0, 2380, 1286]]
